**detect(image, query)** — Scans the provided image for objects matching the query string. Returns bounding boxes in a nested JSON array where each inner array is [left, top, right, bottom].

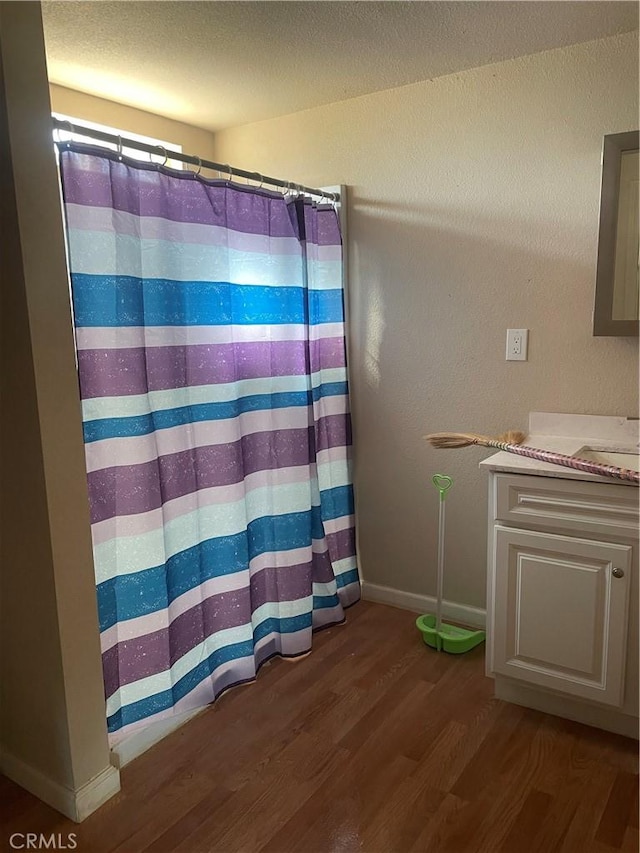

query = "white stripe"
[[251, 596, 312, 629], [106, 597, 312, 714], [317, 447, 353, 497], [100, 545, 315, 653], [94, 480, 313, 584], [108, 656, 257, 741], [106, 622, 253, 715], [68, 228, 342, 290], [323, 514, 355, 536], [94, 465, 309, 546], [171, 656, 257, 713], [311, 367, 347, 389], [69, 228, 300, 286], [312, 581, 337, 596], [93, 471, 352, 584], [90, 455, 350, 546], [66, 205, 341, 262], [332, 556, 358, 577], [82, 368, 348, 422], [316, 445, 352, 467], [85, 396, 349, 473], [254, 626, 312, 659], [313, 603, 347, 629], [75, 322, 345, 351]]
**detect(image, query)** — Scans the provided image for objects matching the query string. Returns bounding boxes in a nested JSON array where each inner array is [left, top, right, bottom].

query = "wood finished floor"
[[1, 601, 638, 853]]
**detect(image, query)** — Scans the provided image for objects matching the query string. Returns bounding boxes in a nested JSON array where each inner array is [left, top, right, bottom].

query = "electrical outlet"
[[506, 329, 528, 361]]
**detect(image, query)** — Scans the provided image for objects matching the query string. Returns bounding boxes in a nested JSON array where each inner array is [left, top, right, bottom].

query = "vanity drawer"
[[494, 473, 639, 539]]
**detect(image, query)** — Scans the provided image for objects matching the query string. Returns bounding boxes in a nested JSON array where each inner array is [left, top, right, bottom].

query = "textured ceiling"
[[42, 1, 638, 132]]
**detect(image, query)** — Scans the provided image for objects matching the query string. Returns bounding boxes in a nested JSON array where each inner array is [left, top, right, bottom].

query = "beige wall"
[[215, 32, 639, 608], [49, 83, 216, 160], [1, 2, 117, 816]]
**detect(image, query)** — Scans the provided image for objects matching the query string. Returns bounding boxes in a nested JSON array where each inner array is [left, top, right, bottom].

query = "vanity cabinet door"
[[493, 526, 631, 707]]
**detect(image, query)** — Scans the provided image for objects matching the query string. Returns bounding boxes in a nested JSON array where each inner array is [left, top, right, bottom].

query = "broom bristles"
[[424, 430, 526, 449], [424, 432, 487, 448], [497, 430, 526, 445]]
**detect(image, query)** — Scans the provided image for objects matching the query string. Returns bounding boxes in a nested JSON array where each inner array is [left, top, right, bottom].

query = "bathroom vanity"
[[480, 413, 639, 738]]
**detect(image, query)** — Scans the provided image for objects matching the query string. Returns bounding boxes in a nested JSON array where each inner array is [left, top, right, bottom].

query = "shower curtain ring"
[[57, 119, 75, 147], [227, 164, 233, 181], [192, 155, 202, 177], [117, 135, 123, 161], [156, 145, 169, 167]]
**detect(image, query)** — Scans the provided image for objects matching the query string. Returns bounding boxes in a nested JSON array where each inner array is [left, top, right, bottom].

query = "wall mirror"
[[593, 130, 639, 336]]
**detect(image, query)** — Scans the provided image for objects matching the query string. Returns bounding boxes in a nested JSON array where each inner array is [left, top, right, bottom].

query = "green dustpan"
[[416, 474, 485, 654], [416, 613, 485, 654]]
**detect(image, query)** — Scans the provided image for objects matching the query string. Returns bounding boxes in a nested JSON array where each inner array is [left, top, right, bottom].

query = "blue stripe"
[[253, 612, 312, 644], [107, 610, 315, 732], [107, 639, 255, 732], [97, 494, 354, 631], [72, 274, 344, 327], [313, 593, 340, 610], [336, 568, 360, 589], [321, 484, 354, 521], [83, 382, 348, 443], [312, 381, 348, 403]]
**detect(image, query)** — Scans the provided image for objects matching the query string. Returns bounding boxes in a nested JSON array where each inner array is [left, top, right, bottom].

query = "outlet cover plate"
[[506, 328, 528, 361]]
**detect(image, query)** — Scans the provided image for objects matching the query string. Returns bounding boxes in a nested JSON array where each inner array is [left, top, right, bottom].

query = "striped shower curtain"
[[58, 144, 359, 740]]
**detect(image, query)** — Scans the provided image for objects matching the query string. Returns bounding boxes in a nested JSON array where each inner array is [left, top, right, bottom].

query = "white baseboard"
[[74, 765, 121, 822], [110, 706, 205, 769], [495, 677, 639, 740], [361, 581, 486, 629], [0, 750, 120, 822]]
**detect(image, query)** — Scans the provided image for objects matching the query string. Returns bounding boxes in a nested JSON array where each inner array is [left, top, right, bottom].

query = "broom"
[[424, 430, 640, 484]]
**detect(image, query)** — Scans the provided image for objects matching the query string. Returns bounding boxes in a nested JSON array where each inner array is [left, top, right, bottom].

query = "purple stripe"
[[310, 547, 336, 585], [87, 417, 350, 523], [316, 413, 352, 453], [326, 527, 357, 563], [78, 339, 346, 399], [59, 148, 304, 238], [102, 563, 314, 696], [303, 200, 342, 247], [309, 336, 346, 371], [88, 427, 310, 523]]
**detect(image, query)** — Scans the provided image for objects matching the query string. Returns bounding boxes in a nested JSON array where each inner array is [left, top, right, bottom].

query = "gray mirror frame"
[[593, 130, 639, 336]]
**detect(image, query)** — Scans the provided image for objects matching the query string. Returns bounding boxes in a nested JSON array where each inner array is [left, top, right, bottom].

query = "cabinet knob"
[[612, 567, 625, 579]]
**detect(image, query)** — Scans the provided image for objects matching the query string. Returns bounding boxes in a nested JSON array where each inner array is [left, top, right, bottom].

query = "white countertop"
[[479, 413, 639, 487]]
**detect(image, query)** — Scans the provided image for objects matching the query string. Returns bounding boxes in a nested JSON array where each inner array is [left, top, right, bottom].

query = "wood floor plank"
[[260, 752, 418, 853], [360, 777, 447, 852], [499, 788, 553, 852], [1, 601, 637, 853], [408, 694, 501, 793], [596, 771, 640, 849], [174, 732, 349, 853], [407, 791, 468, 852], [434, 710, 544, 853], [559, 764, 619, 852], [621, 825, 640, 853], [140, 786, 231, 853], [449, 701, 529, 800]]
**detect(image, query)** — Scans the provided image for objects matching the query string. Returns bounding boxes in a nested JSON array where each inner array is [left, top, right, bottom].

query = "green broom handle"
[[432, 475, 453, 648]]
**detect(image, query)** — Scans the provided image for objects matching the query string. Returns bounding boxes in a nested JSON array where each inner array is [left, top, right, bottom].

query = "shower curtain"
[[58, 143, 359, 740]]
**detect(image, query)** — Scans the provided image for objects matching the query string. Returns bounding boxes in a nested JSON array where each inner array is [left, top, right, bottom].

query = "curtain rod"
[[52, 117, 339, 203]]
